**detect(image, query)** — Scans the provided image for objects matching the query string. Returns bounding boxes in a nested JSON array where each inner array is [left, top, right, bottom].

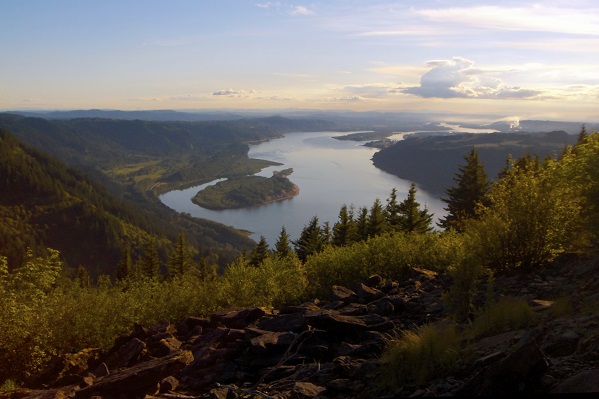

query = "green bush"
[[464, 157, 584, 272], [217, 255, 307, 308], [305, 231, 465, 296]]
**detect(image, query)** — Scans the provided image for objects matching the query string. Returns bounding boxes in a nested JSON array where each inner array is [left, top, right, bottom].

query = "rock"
[[258, 313, 306, 333], [27, 348, 101, 388], [104, 337, 147, 370], [364, 275, 383, 288], [551, 369, 599, 393], [331, 285, 358, 303], [158, 375, 179, 393], [305, 310, 369, 338], [210, 307, 266, 329], [250, 330, 298, 355], [456, 335, 548, 396], [75, 350, 193, 398], [355, 283, 385, 302], [473, 351, 505, 369], [542, 331, 580, 357], [292, 382, 326, 398]]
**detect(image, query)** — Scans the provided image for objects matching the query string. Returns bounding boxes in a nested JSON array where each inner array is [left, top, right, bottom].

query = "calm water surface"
[[159, 132, 446, 246]]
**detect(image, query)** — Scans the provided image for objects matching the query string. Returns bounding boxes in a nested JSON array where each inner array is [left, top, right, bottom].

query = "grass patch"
[[467, 296, 535, 339], [380, 322, 461, 389], [110, 160, 161, 176]]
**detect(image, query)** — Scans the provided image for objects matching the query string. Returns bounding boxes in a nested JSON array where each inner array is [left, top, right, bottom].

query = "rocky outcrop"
[[7, 256, 599, 398]]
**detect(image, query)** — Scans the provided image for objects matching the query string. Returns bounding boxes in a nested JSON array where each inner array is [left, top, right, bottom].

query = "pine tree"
[[116, 244, 132, 281], [577, 124, 588, 145], [367, 198, 388, 237], [438, 148, 490, 232], [198, 257, 217, 282], [332, 204, 357, 246], [167, 232, 194, 277], [355, 207, 369, 241], [397, 183, 434, 233], [294, 216, 324, 262], [385, 188, 402, 230], [274, 226, 294, 258], [141, 238, 161, 278], [249, 235, 270, 267]]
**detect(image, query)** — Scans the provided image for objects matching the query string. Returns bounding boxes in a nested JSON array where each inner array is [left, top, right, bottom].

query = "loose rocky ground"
[[3, 254, 598, 398]]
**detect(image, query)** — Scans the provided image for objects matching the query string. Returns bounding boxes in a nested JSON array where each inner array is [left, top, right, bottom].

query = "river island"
[[192, 168, 299, 210]]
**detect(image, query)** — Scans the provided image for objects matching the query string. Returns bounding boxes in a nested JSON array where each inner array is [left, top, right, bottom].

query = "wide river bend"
[[159, 131, 446, 246]]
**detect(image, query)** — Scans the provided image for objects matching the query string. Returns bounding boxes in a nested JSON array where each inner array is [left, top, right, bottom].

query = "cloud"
[[415, 5, 599, 36], [212, 89, 256, 98], [403, 57, 543, 100], [338, 83, 403, 99], [290, 5, 314, 16], [256, 2, 314, 16], [255, 2, 281, 9]]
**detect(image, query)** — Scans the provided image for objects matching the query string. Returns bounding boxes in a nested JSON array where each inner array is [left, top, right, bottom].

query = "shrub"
[[217, 255, 307, 308], [465, 157, 584, 272], [305, 231, 465, 296]]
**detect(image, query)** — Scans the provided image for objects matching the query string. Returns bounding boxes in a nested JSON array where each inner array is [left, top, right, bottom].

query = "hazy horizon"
[[2, 1, 599, 122]]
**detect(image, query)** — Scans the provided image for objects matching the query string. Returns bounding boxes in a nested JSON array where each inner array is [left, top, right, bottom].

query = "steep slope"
[[0, 129, 254, 276]]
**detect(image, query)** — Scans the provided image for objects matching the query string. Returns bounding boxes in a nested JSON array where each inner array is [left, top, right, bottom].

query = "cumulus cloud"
[[404, 57, 543, 99]]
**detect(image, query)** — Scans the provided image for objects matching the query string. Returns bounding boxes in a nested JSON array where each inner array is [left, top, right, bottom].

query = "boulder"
[[456, 335, 548, 396], [551, 369, 599, 393], [75, 350, 193, 398], [210, 307, 266, 329]]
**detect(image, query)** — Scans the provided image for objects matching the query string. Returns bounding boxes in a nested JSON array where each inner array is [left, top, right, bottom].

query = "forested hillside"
[[0, 129, 254, 276], [0, 114, 334, 275], [372, 130, 577, 194]]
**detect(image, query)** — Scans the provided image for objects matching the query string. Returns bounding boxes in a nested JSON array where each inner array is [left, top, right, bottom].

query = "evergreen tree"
[[167, 232, 194, 277], [367, 198, 388, 237], [577, 124, 588, 145], [332, 204, 357, 246], [397, 183, 434, 233], [198, 256, 217, 282], [385, 188, 402, 230], [116, 244, 133, 281], [294, 216, 324, 262], [322, 221, 332, 246], [438, 148, 490, 232], [355, 206, 369, 241], [141, 238, 161, 278], [274, 226, 294, 258], [249, 235, 269, 267]]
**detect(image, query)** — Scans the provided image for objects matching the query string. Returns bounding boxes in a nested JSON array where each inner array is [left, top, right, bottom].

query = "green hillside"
[[372, 131, 577, 195], [0, 129, 254, 276]]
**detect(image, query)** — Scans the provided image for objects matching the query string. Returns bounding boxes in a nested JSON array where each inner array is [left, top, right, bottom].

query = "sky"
[[1, 0, 599, 122]]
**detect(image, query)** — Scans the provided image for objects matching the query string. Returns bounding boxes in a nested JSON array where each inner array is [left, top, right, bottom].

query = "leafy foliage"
[[465, 154, 584, 272]]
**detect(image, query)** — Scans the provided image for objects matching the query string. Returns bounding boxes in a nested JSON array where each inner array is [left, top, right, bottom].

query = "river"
[[159, 131, 447, 247]]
